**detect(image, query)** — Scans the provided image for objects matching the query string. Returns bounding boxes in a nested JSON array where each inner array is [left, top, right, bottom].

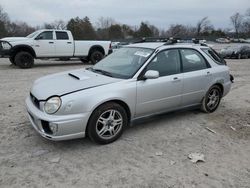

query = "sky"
[[0, 0, 249, 29]]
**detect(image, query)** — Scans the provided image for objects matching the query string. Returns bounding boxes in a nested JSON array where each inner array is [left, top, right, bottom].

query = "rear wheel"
[[15, 51, 34, 69], [201, 85, 222, 113], [87, 102, 128, 144], [89, 50, 104, 64]]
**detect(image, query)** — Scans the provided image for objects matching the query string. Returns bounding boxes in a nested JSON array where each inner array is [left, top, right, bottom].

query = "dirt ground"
[[0, 56, 250, 188]]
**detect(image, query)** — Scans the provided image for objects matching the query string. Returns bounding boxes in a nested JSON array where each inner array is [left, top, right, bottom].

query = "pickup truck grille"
[[30, 93, 40, 109]]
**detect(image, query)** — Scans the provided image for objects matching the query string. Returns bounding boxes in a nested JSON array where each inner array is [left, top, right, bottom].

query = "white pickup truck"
[[0, 29, 112, 68]]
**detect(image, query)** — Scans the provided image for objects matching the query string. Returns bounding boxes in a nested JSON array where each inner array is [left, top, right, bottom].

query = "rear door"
[[136, 49, 183, 117], [180, 48, 213, 107], [55, 31, 74, 57], [33, 31, 55, 57]]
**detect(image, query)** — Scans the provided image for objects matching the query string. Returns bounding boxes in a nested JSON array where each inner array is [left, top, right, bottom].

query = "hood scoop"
[[68, 72, 90, 80]]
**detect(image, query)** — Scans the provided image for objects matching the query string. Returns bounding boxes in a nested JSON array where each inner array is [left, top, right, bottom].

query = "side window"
[[180, 49, 208, 72], [147, 49, 181, 77], [202, 48, 226, 65], [36, 31, 53, 40], [56, 32, 69, 40]]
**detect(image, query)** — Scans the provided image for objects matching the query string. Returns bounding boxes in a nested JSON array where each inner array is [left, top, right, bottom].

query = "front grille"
[[30, 93, 40, 109]]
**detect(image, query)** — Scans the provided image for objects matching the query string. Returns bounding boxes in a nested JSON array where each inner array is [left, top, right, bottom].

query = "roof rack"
[[133, 37, 170, 43], [164, 37, 208, 46], [131, 37, 208, 46]]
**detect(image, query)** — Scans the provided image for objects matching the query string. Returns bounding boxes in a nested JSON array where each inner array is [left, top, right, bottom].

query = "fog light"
[[49, 123, 58, 134]]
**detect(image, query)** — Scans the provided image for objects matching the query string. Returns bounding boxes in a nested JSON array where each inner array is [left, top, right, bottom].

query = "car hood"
[[31, 69, 122, 100], [1, 37, 28, 42]]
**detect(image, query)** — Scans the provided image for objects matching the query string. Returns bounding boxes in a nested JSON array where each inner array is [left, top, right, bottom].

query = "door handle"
[[67, 42, 72, 44], [172, 77, 181, 82], [206, 71, 212, 76], [49, 42, 54, 44]]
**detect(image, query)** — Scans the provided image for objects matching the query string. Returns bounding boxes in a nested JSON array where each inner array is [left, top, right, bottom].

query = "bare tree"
[[166, 24, 195, 38], [0, 5, 9, 37], [52, 20, 67, 30], [230, 12, 243, 38], [96, 17, 115, 29], [196, 17, 213, 36]]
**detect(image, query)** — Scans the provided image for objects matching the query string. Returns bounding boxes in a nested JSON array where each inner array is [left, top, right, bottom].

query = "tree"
[[230, 12, 243, 38], [196, 17, 213, 36], [136, 22, 153, 38], [0, 5, 9, 37], [242, 8, 250, 35], [7, 21, 35, 36], [121, 24, 134, 38], [108, 24, 123, 40], [96, 17, 116, 39], [166, 24, 195, 38], [43, 20, 67, 30], [67, 17, 96, 40]]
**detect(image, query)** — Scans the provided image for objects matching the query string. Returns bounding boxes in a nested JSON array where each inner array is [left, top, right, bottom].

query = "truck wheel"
[[9, 56, 16, 65], [15, 51, 34, 69], [90, 50, 104, 64]]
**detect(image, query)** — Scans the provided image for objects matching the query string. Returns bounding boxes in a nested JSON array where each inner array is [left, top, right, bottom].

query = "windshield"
[[26, 31, 40, 38], [91, 47, 154, 79]]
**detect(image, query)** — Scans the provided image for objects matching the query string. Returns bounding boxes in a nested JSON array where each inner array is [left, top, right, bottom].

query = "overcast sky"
[[1, 0, 249, 29]]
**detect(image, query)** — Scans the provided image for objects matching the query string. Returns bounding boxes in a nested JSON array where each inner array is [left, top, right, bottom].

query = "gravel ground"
[[0, 57, 250, 188]]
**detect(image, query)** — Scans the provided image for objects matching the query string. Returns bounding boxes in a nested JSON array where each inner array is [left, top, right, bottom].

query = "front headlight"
[[1, 41, 11, 50], [44, 96, 61, 114]]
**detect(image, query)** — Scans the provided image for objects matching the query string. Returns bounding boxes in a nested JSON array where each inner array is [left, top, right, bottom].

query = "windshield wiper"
[[88, 68, 114, 77]]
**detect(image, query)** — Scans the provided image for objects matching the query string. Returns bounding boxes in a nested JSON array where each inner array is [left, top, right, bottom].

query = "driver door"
[[33, 31, 56, 57], [136, 49, 183, 117]]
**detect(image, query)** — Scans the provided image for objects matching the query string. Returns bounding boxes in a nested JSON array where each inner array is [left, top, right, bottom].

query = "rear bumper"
[[108, 49, 113, 55], [25, 96, 91, 141]]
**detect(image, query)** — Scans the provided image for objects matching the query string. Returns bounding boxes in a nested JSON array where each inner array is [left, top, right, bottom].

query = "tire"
[[87, 102, 128, 144], [15, 51, 34, 69], [9, 56, 16, 65], [89, 50, 104, 64], [201, 85, 222, 113]]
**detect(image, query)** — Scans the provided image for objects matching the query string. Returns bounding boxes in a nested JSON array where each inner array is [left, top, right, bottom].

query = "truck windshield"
[[90, 47, 154, 79], [26, 31, 40, 38]]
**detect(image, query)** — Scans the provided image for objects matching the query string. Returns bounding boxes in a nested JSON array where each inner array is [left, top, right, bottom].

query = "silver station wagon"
[[26, 40, 233, 144]]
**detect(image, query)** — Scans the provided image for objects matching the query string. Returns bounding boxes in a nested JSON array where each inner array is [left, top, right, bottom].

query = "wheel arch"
[[213, 83, 224, 96], [88, 45, 105, 57], [85, 99, 132, 134], [11, 45, 36, 58]]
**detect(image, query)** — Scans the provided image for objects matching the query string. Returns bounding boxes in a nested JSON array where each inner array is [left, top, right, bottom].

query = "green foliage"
[[136, 22, 153, 38], [67, 16, 96, 40]]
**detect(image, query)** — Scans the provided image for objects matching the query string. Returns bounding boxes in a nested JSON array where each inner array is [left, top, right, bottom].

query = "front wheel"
[[201, 85, 222, 113], [87, 102, 128, 144], [89, 51, 104, 64], [15, 51, 34, 69]]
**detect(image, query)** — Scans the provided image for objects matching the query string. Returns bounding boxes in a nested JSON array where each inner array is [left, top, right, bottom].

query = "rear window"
[[56, 32, 69, 40], [202, 48, 226, 65]]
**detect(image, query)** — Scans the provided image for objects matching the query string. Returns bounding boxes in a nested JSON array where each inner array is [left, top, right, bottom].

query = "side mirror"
[[143, 70, 159, 80]]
